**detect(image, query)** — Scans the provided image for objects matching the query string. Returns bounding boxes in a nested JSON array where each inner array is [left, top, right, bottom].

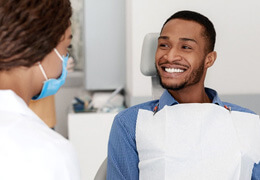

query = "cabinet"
[[84, 0, 126, 90], [68, 112, 116, 180]]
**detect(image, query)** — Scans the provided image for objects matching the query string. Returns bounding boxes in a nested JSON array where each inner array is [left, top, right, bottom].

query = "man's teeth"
[[165, 68, 184, 73]]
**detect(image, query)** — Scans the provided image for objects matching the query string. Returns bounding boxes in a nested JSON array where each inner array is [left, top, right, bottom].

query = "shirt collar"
[[158, 87, 224, 111]]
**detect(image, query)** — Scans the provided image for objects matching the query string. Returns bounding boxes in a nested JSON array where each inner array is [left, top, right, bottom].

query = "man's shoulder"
[[119, 100, 158, 116], [223, 101, 256, 114], [109, 100, 159, 142], [114, 100, 158, 124]]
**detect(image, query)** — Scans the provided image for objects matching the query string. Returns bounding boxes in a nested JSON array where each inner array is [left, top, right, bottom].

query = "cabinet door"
[[84, 0, 126, 90], [68, 112, 116, 180]]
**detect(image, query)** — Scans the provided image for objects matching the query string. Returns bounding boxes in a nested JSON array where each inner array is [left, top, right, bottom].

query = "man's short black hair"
[[161, 10, 216, 53]]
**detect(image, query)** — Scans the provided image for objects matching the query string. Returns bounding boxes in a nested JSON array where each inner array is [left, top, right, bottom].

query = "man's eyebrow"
[[158, 36, 169, 40], [180, 37, 197, 44], [158, 36, 197, 44]]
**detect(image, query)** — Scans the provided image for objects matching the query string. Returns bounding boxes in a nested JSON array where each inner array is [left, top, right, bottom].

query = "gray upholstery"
[[94, 158, 107, 180], [140, 33, 159, 76], [140, 33, 164, 100]]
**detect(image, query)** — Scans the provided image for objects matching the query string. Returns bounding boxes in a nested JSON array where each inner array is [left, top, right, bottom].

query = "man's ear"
[[205, 51, 217, 68]]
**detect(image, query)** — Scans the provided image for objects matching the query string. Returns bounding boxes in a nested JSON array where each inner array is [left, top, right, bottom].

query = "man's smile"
[[159, 63, 189, 76], [164, 67, 185, 73]]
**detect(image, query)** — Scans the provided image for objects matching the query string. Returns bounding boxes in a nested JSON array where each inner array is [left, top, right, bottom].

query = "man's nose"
[[163, 48, 182, 61]]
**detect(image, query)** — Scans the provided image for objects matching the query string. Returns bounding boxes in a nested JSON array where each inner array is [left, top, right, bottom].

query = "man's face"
[[155, 19, 208, 91]]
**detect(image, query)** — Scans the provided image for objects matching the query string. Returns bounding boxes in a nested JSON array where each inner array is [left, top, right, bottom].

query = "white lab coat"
[[0, 90, 80, 180]]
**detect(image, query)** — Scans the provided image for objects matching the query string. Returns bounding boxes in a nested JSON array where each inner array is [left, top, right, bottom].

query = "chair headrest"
[[140, 33, 160, 76]]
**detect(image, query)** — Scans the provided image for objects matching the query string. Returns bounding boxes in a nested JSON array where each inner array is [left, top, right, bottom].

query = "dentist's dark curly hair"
[[0, 0, 72, 71]]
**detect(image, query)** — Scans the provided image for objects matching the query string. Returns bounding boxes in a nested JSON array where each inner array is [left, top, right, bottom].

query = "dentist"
[[0, 0, 80, 179]]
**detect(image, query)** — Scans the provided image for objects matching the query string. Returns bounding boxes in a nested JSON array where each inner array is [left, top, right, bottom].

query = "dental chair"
[[94, 158, 107, 180], [140, 32, 164, 100], [94, 32, 162, 180]]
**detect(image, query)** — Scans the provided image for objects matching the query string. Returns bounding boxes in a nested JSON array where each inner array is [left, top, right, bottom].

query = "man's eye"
[[182, 45, 191, 50], [159, 44, 169, 48]]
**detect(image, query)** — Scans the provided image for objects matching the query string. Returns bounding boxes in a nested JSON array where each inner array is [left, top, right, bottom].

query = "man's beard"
[[156, 61, 205, 91]]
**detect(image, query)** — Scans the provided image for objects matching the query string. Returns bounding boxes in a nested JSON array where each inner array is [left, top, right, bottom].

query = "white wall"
[[126, 0, 260, 106]]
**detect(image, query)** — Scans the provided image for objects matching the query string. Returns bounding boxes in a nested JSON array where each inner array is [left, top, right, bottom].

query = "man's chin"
[[160, 81, 186, 91]]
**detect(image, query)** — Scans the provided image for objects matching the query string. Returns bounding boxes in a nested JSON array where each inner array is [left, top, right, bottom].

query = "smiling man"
[[156, 13, 217, 104], [107, 11, 260, 180]]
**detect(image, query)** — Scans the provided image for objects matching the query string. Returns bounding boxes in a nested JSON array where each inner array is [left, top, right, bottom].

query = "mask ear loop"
[[38, 62, 48, 81], [54, 48, 64, 61]]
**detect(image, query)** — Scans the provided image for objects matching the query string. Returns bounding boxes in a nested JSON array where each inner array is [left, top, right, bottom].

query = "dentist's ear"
[[205, 51, 217, 68]]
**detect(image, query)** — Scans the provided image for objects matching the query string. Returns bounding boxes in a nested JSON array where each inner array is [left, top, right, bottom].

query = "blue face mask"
[[32, 48, 69, 100]]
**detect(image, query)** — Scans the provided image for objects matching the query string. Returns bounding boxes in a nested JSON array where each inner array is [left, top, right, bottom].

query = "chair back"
[[140, 33, 164, 100]]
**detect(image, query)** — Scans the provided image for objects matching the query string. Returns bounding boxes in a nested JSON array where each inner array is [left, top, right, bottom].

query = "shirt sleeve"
[[106, 113, 139, 180], [252, 163, 260, 180]]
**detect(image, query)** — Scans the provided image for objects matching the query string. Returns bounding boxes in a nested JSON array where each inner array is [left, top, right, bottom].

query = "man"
[[107, 10, 260, 180], [0, 0, 80, 179]]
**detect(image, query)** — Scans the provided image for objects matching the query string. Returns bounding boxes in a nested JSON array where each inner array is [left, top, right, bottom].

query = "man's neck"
[[168, 85, 211, 104]]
